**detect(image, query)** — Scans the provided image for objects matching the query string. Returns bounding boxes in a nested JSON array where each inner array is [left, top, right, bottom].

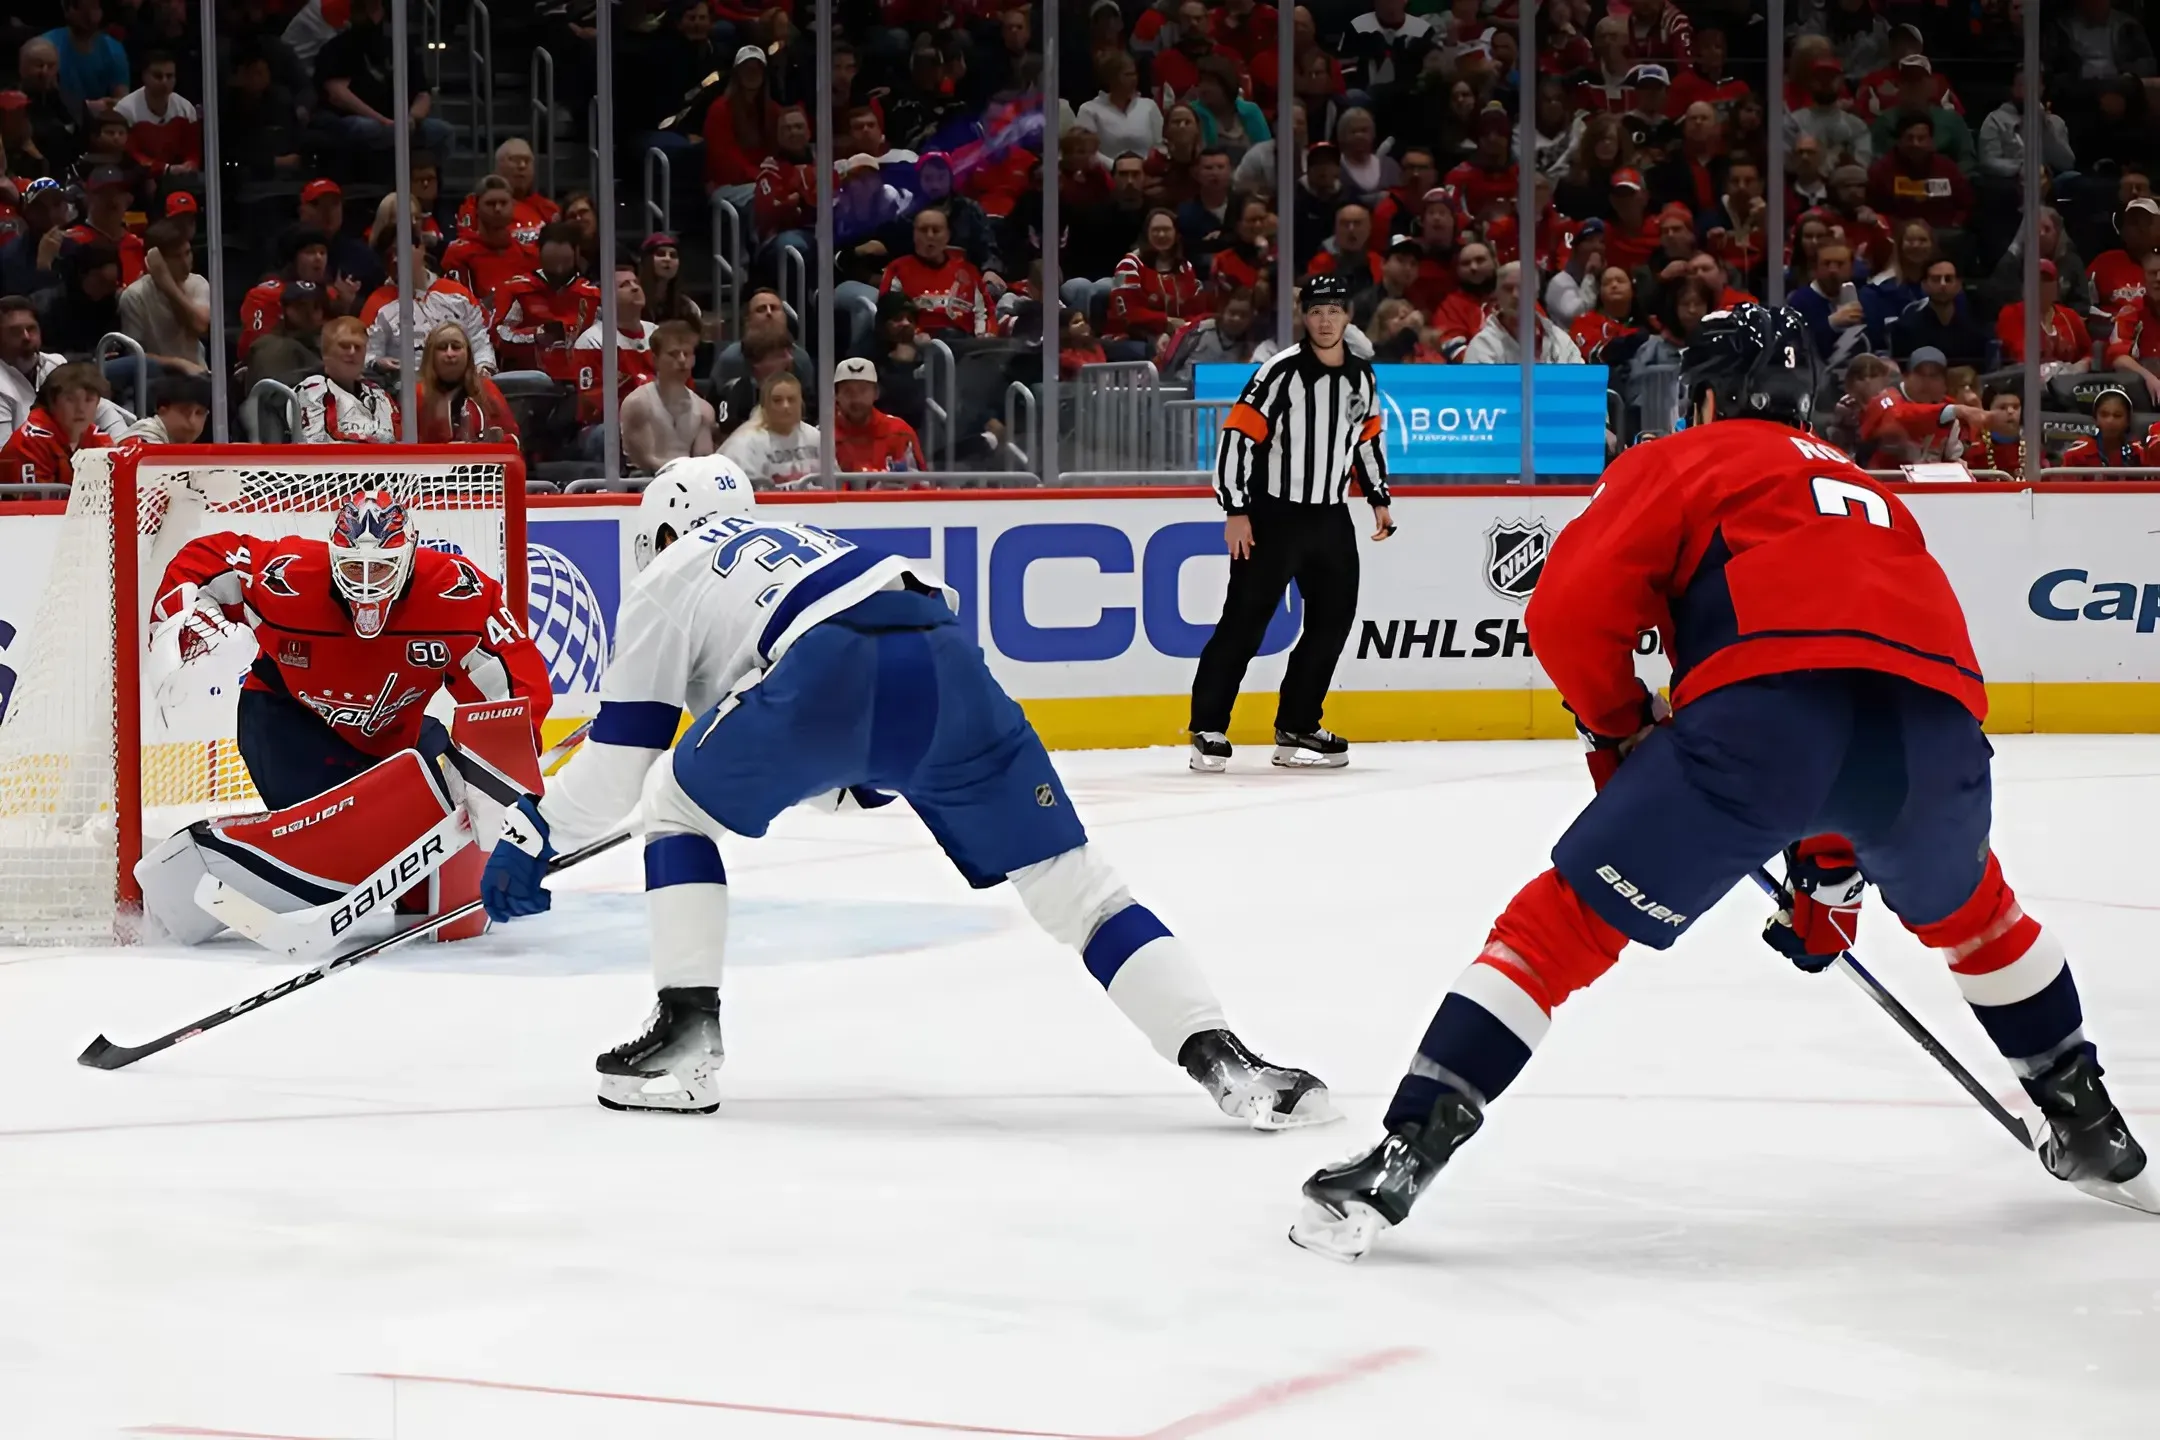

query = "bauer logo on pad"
[[1484, 520, 1554, 603]]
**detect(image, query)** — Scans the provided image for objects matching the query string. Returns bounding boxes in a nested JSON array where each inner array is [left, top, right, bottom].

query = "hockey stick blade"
[[1750, 867, 2034, 1151], [76, 832, 632, 1071]]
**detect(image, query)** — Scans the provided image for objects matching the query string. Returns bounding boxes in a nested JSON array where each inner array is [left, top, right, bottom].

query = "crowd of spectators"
[[6, 0, 2160, 486]]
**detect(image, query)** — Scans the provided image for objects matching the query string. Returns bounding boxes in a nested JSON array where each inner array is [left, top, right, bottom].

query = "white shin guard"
[[640, 752, 731, 992], [1010, 845, 1227, 1061]]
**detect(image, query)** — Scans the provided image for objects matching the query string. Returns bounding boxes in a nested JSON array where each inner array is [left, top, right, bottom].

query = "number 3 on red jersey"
[[1811, 476, 1893, 528]]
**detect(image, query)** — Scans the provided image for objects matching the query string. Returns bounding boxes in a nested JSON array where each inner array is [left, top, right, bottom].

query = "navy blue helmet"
[[1679, 303, 1822, 430]]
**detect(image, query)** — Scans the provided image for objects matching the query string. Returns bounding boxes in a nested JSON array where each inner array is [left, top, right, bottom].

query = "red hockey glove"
[[1762, 835, 1865, 973], [1571, 686, 1670, 791]]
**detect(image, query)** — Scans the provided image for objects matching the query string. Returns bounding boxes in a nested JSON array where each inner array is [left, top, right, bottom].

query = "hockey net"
[[0, 443, 526, 945]]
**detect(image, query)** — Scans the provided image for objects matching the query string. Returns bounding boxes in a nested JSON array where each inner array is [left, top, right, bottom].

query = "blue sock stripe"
[[644, 833, 727, 890], [1386, 993, 1534, 1126], [1969, 964, 2084, 1068], [1082, 903, 1173, 988]]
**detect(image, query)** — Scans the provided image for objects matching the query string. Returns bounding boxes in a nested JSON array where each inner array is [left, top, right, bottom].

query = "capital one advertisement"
[[1192, 363, 1611, 476], [5, 486, 2160, 743]]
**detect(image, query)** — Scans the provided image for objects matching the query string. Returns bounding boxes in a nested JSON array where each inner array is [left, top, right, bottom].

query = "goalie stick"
[[77, 832, 631, 1071], [1750, 867, 2035, 1151]]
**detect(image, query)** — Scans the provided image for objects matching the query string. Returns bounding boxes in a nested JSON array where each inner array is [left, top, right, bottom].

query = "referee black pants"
[[1189, 498, 1359, 736]]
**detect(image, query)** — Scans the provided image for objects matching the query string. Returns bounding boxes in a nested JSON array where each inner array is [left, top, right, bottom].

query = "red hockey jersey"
[[878, 252, 990, 337], [441, 233, 541, 309], [0, 406, 109, 485], [491, 270, 603, 382], [154, 536, 551, 760], [754, 153, 817, 235], [1528, 419, 1984, 739]]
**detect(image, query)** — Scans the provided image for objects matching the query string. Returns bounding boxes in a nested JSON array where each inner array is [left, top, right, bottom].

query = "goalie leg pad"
[[137, 749, 469, 949]]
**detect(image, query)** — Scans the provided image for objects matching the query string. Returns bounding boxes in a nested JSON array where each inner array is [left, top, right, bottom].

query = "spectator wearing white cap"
[[1865, 56, 1975, 172], [831, 357, 925, 477], [1856, 24, 1962, 121], [702, 46, 781, 204]]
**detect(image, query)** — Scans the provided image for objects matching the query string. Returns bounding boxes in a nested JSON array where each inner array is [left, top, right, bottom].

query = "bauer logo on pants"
[[1484, 521, 1554, 603]]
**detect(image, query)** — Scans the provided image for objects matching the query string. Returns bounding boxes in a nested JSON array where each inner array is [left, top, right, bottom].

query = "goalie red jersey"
[[152, 531, 552, 760], [1528, 417, 1984, 740]]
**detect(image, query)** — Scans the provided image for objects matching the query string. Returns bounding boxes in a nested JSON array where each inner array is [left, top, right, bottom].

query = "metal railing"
[[643, 145, 672, 237], [242, 377, 302, 443], [1164, 398, 1229, 473], [1071, 362, 1165, 472], [1053, 471, 1210, 487], [774, 471, 1042, 491], [710, 192, 744, 345], [530, 48, 556, 198], [779, 243, 808, 334], [468, 0, 495, 163], [94, 333, 148, 419], [1004, 380, 1038, 469], [421, 0, 443, 88], [922, 337, 958, 471]]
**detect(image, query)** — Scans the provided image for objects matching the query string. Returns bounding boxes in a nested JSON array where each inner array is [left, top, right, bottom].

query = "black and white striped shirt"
[[1215, 345, 1391, 512]]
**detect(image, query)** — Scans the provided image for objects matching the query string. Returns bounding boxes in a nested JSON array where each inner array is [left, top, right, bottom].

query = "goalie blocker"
[[135, 697, 545, 953]]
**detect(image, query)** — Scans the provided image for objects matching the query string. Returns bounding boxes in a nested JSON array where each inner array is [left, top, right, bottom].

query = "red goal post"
[[0, 443, 526, 945]]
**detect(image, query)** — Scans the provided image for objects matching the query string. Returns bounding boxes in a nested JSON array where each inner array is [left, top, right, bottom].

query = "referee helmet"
[[1300, 274, 1354, 312]]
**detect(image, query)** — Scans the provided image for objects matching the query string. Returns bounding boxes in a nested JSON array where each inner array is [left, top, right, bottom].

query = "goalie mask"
[[633, 456, 757, 573], [328, 489, 417, 638]]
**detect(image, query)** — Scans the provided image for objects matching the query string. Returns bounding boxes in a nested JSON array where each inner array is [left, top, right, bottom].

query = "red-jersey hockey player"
[[133, 489, 554, 952], [1291, 305, 2156, 1262], [490, 223, 602, 383]]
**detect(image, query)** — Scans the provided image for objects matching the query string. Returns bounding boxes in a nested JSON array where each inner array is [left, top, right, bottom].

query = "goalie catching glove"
[[146, 581, 259, 725], [1761, 835, 1866, 973]]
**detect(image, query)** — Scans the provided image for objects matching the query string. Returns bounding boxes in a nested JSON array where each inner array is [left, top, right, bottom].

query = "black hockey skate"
[[1289, 1090, 1485, 1262], [1179, 1029, 1336, 1130], [597, 987, 725, 1114], [2025, 1046, 2159, 1214], [1189, 731, 1231, 773], [1272, 727, 1348, 769]]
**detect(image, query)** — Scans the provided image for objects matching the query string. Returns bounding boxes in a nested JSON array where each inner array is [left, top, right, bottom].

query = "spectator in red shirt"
[[1371, 147, 1439, 240], [754, 107, 817, 263], [415, 321, 518, 445], [441, 177, 541, 305], [1825, 162, 1895, 274], [1570, 265, 1642, 363], [832, 356, 925, 475], [1399, 190, 1460, 314], [879, 209, 991, 339], [1861, 347, 1985, 464], [1667, 24, 1749, 120], [2107, 251, 2160, 406], [1445, 104, 1518, 223], [1968, 382, 2027, 480], [703, 46, 782, 195], [1533, 0, 1593, 77], [1208, 195, 1274, 301], [0, 361, 109, 485], [63, 167, 134, 256], [1108, 208, 1210, 359], [1306, 203, 1382, 287], [1601, 168, 1660, 272], [238, 227, 346, 363], [1868, 111, 1972, 231], [1153, 0, 1246, 108], [115, 51, 200, 178], [1431, 239, 1497, 360], [1212, 0, 1279, 66], [2089, 196, 2160, 315], [454, 138, 560, 244], [1856, 24, 1961, 122], [490, 222, 602, 382], [1999, 260, 2092, 370], [2059, 388, 2151, 475], [1627, 0, 1693, 65], [1571, 15, 1635, 116]]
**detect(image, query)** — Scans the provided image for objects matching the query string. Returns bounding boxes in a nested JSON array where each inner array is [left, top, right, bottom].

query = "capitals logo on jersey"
[[300, 676, 432, 737]]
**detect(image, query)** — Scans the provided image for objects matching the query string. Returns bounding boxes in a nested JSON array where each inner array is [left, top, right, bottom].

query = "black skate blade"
[[77, 1033, 152, 1070], [597, 1094, 720, 1115]]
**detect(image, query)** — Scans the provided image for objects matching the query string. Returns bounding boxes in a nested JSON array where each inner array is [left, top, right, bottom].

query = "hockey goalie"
[[133, 488, 553, 954]]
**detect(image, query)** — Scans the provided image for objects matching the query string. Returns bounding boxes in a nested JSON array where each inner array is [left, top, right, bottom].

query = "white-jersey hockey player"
[[482, 456, 1337, 1126]]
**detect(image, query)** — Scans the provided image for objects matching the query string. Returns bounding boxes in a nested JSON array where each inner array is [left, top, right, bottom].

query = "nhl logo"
[[1484, 520, 1554, 602]]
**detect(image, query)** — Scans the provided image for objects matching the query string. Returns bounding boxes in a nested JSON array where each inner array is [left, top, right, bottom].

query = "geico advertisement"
[[5, 488, 2160, 733]]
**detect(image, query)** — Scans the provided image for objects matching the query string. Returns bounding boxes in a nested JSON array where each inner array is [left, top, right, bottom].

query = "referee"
[[1189, 274, 1394, 772]]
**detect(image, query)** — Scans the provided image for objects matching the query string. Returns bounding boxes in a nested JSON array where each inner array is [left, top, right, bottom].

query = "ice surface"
[[3, 738, 2157, 1439]]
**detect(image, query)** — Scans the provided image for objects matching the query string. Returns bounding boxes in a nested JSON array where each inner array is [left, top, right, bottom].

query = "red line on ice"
[[356, 1372, 1128, 1438], [358, 1348, 1425, 1438]]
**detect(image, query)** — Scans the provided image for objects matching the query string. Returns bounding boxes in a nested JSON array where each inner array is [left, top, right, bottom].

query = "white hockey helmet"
[[633, 456, 757, 573], [327, 489, 417, 638]]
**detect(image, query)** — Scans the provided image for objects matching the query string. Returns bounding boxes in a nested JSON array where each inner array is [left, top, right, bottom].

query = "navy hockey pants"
[[1552, 670, 1994, 948], [670, 588, 1088, 887], [237, 687, 450, 811]]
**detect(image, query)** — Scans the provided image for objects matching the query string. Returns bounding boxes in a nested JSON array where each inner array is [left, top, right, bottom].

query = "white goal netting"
[[0, 445, 519, 945]]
